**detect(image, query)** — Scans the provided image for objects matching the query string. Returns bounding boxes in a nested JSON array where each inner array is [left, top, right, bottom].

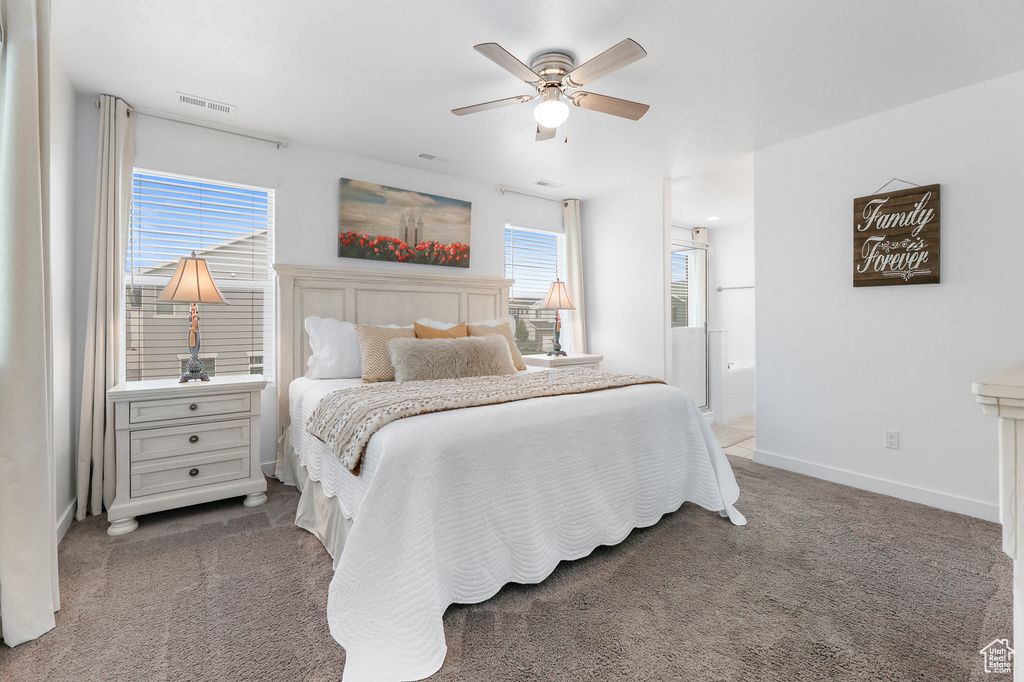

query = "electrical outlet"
[[885, 430, 900, 450]]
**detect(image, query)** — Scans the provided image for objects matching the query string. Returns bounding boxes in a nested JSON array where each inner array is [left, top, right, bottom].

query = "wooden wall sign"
[[853, 184, 940, 287]]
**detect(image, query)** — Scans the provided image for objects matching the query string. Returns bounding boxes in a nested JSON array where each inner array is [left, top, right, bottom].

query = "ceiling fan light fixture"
[[455, 40, 649, 139], [534, 89, 569, 128]]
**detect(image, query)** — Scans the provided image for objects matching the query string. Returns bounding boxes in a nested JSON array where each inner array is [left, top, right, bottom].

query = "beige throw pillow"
[[466, 321, 526, 371], [414, 321, 468, 339], [389, 335, 517, 382], [355, 324, 416, 382]]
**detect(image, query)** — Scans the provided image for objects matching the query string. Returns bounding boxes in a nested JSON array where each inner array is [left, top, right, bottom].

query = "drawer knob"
[[189, 435, 199, 444], [188, 403, 198, 411], [189, 468, 199, 477]]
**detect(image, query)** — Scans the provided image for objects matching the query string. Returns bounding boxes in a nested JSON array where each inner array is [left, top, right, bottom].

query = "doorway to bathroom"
[[669, 239, 709, 409]]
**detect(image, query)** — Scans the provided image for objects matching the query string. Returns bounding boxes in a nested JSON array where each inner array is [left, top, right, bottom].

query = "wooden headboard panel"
[[274, 264, 512, 434]]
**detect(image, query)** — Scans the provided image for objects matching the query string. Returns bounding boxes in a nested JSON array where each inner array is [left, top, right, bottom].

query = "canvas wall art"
[[338, 178, 471, 268]]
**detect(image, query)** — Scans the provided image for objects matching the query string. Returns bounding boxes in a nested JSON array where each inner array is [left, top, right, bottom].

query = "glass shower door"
[[669, 242, 709, 408]]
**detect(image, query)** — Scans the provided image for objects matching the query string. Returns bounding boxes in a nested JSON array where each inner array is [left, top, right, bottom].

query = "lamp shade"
[[540, 279, 575, 310], [156, 251, 229, 304]]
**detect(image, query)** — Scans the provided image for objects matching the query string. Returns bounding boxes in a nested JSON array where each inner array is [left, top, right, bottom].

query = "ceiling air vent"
[[418, 153, 450, 163], [176, 92, 237, 115], [533, 180, 563, 189]]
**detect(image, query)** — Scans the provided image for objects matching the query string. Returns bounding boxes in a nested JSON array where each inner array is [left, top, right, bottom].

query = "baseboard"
[[58, 498, 76, 544], [753, 448, 999, 523]]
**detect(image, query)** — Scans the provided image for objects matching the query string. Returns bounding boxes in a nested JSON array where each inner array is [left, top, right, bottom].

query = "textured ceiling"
[[52, 0, 1024, 227]]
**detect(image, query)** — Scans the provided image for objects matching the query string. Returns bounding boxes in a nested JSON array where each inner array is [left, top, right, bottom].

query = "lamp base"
[[179, 304, 210, 382], [547, 336, 567, 357]]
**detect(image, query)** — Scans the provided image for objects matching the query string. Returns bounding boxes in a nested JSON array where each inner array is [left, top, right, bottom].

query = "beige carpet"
[[1, 460, 1010, 681]]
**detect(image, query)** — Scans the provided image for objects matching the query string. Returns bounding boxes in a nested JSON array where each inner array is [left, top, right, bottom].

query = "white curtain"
[[0, 0, 60, 647], [562, 199, 587, 353], [76, 95, 134, 519]]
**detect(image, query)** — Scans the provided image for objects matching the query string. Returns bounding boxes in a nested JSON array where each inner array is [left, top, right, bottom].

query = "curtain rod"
[[97, 100, 289, 149], [716, 286, 754, 292], [499, 187, 564, 204]]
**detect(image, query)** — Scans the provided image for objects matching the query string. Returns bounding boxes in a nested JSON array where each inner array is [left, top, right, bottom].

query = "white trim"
[[753, 448, 999, 522], [57, 497, 76, 544]]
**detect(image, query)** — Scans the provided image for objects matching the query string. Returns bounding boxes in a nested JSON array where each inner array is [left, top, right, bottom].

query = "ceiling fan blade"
[[474, 43, 545, 87], [563, 39, 647, 88], [452, 94, 535, 116], [536, 124, 556, 141], [569, 91, 650, 120]]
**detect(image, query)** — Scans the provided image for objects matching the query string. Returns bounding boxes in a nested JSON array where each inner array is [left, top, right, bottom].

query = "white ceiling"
[[52, 0, 1024, 228]]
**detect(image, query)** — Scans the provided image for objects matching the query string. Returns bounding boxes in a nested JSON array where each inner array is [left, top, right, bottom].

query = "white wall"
[[708, 222, 755, 369], [581, 180, 670, 378], [754, 69, 1024, 521], [72, 102, 553, 467], [50, 60, 78, 540]]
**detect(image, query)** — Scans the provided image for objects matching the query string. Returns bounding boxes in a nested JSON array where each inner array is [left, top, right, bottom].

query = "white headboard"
[[275, 264, 512, 434]]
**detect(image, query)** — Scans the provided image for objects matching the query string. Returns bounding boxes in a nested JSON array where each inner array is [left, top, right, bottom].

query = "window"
[[504, 224, 567, 355], [670, 244, 707, 329], [670, 252, 690, 327], [125, 169, 275, 382], [248, 352, 264, 376], [179, 355, 217, 377]]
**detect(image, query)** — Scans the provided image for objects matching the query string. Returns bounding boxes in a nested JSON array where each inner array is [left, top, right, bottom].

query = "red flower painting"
[[337, 178, 472, 269]]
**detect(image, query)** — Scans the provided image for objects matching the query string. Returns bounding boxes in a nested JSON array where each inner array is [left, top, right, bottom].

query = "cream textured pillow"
[[389, 334, 517, 382], [466, 321, 526, 371], [355, 324, 416, 382], [304, 316, 362, 379]]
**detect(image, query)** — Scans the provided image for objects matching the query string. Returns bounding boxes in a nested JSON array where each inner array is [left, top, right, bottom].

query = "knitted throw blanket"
[[306, 367, 665, 475]]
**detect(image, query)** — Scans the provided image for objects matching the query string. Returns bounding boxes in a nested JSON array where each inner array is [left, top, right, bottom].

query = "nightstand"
[[523, 353, 604, 370], [106, 375, 268, 536]]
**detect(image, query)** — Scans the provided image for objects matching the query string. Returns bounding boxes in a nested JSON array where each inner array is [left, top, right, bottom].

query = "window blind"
[[670, 251, 689, 327], [125, 169, 275, 382], [504, 225, 566, 355]]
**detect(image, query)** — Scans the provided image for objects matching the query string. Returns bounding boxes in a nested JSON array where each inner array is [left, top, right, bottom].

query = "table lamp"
[[156, 250, 229, 382], [540, 279, 575, 357]]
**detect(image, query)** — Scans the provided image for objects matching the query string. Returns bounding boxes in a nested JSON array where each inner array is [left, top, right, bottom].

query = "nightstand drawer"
[[130, 418, 250, 463], [130, 448, 250, 497], [129, 392, 251, 425]]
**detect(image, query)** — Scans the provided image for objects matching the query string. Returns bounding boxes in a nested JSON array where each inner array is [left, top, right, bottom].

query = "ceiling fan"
[[452, 38, 650, 141]]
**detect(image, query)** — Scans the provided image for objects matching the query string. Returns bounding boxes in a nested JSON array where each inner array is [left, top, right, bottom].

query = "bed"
[[274, 264, 745, 682]]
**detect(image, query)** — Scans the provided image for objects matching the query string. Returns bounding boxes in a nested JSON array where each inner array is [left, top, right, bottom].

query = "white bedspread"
[[292, 378, 745, 682]]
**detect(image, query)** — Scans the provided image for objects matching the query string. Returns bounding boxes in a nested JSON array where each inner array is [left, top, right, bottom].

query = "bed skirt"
[[276, 428, 353, 569]]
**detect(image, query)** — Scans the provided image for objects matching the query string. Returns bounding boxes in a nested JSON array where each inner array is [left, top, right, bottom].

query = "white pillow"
[[304, 316, 362, 379], [414, 317, 461, 330], [416, 315, 515, 330], [472, 315, 516, 329]]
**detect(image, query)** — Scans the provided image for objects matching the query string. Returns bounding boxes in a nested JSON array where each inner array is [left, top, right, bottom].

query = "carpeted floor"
[[1, 458, 1010, 682]]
